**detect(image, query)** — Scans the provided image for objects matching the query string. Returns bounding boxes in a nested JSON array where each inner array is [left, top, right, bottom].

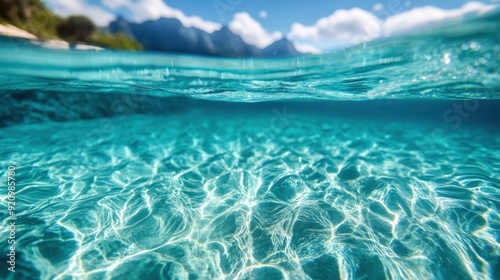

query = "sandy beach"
[[0, 23, 37, 39], [0, 23, 104, 50]]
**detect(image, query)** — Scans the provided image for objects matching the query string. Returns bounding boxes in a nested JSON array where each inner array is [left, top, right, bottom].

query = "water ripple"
[[1, 112, 499, 279]]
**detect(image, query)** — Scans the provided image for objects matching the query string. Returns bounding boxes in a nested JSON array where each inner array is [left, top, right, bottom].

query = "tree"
[[1, 1, 143, 51], [0, 0, 42, 22], [57, 15, 96, 42]]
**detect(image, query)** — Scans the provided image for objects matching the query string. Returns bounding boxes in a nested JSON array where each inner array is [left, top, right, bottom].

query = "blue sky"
[[49, 0, 498, 53], [158, 0, 470, 31]]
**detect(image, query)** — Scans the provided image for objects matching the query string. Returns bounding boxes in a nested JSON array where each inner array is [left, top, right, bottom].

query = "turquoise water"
[[1, 11, 500, 280]]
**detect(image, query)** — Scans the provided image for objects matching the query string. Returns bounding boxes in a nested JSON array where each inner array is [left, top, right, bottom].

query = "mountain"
[[261, 37, 300, 57], [108, 17, 302, 57], [210, 26, 260, 57], [109, 17, 213, 55]]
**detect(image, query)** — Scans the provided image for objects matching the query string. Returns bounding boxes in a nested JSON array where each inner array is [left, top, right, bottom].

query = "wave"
[[0, 10, 498, 102], [1, 10, 500, 280]]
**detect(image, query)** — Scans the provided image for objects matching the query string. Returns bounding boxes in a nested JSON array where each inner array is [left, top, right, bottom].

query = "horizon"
[[2, 1, 500, 279], [45, 0, 499, 53]]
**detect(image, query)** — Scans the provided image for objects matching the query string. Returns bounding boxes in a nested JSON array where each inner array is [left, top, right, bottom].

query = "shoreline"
[[0, 23, 104, 51]]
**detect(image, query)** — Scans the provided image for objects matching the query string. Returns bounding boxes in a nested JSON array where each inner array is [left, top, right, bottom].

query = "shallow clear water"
[[0, 10, 500, 280]]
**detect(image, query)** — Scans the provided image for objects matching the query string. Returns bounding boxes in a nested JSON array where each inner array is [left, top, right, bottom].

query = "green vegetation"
[[56, 15, 142, 51], [57, 15, 96, 42], [94, 32, 143, 51], [0, 0, 61, 38], [0, 0, 142, 51]]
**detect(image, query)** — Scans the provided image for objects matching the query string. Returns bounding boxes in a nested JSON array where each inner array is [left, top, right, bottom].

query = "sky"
[[44, 0, 499, 53]]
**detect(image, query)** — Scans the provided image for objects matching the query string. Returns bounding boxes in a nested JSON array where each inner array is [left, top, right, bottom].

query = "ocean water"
[[0, 11, 500, 280]]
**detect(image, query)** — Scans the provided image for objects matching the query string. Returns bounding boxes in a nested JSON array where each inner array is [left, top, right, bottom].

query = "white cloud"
[[101, 0, 128, 9], [52, 0, 497, 53], [383, 1, 495, 36], [53, 0, 115, 26], [229, 12, 282, 48], [55, 0, 222, 32], [288, 1, 496, 50], [372, 3, 384, 12], [288, 8, 382, 45], [293, 42, 321, 54], [102, 0, 221, 32]]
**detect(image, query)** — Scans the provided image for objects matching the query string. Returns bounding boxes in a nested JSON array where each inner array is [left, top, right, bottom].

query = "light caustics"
[[0, 8, 499, 280], [1, 113, 499, 279]]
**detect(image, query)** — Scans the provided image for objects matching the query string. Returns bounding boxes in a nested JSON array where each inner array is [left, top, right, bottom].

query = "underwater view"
[[1, 2, 500, 280]]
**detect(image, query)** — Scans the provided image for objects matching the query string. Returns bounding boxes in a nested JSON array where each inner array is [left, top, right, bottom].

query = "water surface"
[[0, 10, 499, 280]]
